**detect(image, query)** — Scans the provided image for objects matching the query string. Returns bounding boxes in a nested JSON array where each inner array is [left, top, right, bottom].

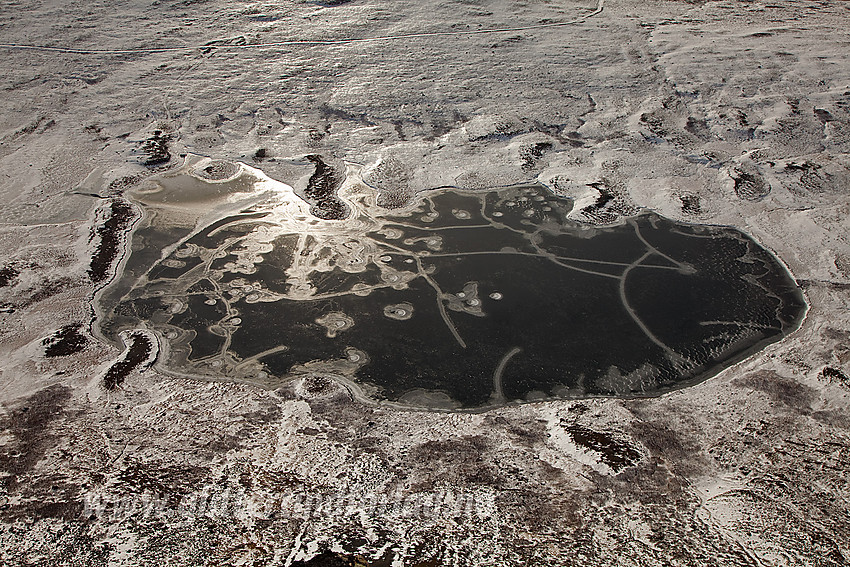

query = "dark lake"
[[98, 162, 806, 410]]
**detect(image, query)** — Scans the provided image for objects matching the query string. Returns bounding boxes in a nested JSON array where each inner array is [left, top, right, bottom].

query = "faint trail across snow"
[[0, 0, 604, 56], [491, 346, 522, 404]]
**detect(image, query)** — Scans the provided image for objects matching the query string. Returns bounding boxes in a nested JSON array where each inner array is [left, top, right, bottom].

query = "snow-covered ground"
[[1, 0, 849, 564]]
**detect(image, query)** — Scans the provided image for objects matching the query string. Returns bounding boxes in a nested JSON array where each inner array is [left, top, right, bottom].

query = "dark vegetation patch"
[[319, 103, 375, 126], [291, 552, 362, 567], [813, 108, 834, 123], [821, 366, 849, 385], [304, 155, 350, 220], [485, 415, 546, 445], [89, 199, 136, 284], [308, 127, 327, 145], [85, 123, 109, 141], [408, 436, 498, 488], [116, 459, 209, 502], [563, 423, 641, 472], [528, 119, 584, 147], [253, 147, 268, 161], [302, 375, 341, 396], [784, 161, 819, 174], [16, 116, 49, 136], [103, 332, 154, 390], [3, 487, 84, 522], [0, 385, 72, 491], [680, 194, 702, 214], [290, 550, 432, 567], [369, 156, 414, 209], [240, 399, 282, 424], [108, 174, 144, 195], [496, 488, 579, 533], [21, 276, 76, 308], [43, 324, 88, 357], [733, 167, 770, 201], [4, 115, 54, 143], [195, 159, 239, 180], [630, 419, 705, 476], [519, 142, 553, 172], [796, 279, 850, 291], [684, 116, 711, 140], [784, 160, 823, 193], [1, 522, 110, 565], [640, 110, 668, 138], [787, 97, 801, 115], [376, 189, 414, 209], [0, 264, 19, 287], [0, 267, 77, 311], [389, 118, 412, 141], [289, 547, 431, 567], [734, 370, 816, 409], [138, 130, 172, 167], [427, 112, 466, 140], [491, 34, 524, 47], [580, 180, 638, 224], [0, 383, 83, 521], [246, 13, 282, 22], [824, 327, 850, 342], [562, 131, 584, 147], [586, 182, 614, 209], [716, 109, 755, 140], [77, 75, 104, 86]]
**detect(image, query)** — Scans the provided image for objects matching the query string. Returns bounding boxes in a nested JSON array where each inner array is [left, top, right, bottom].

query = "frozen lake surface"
[[98, 158, 806, 409]]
